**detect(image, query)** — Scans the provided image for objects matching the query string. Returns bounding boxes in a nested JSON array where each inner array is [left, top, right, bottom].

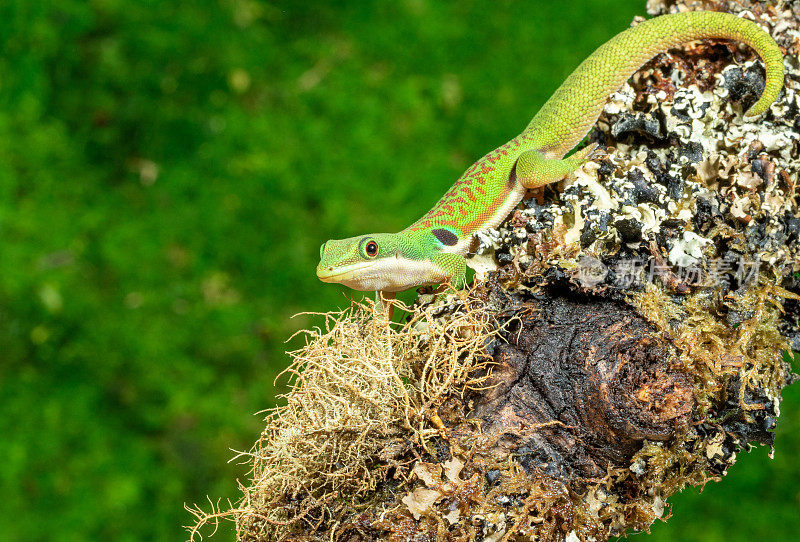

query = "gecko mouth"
[[316, 261, 377, 283]]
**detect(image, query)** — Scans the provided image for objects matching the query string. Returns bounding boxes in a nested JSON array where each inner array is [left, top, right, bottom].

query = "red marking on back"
[[460, 187, 513, 233], [404, 136, 526, 234]]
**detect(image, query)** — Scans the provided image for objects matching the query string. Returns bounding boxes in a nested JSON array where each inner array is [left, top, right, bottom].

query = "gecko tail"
[[523, 11, 785, 157]]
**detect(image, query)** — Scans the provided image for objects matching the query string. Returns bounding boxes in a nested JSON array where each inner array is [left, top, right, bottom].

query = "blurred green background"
[[0, 0, 796, 540]]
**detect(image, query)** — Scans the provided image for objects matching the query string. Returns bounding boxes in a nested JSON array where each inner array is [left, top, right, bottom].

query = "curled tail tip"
[[742, 83, 782, 118], [746, 42, 785, 118], [745, 88, 779, 117], [744, 98, 773, 118], [744, 106, 768, 119], [744, 67, 785, 118]]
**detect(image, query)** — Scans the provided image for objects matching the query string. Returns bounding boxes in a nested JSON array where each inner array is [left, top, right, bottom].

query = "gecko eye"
[[365, 240, 379, 257]]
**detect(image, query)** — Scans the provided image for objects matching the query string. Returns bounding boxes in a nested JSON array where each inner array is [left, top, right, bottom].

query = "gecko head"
[[317, 233, 437, 292]]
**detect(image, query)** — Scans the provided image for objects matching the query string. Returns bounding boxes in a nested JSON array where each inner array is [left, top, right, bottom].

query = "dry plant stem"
[[192, 294, 498, 541]]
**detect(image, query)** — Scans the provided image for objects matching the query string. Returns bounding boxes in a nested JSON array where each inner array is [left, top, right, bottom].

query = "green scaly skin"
[[317, 11, 784, 294]]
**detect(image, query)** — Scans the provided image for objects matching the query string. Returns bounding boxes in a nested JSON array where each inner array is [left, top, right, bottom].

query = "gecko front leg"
[[430, 252, 467, 290]]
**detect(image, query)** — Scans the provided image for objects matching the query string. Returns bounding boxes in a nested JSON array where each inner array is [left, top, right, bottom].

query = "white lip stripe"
[[322, 254, 447, 292], [317, 260, 374, 281]]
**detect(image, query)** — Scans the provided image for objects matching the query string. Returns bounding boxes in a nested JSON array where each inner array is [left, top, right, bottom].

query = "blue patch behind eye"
[[432, 228, 458, 246]]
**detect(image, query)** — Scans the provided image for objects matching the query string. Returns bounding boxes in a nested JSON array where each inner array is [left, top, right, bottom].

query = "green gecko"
[[317, 11, 784, 296]]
